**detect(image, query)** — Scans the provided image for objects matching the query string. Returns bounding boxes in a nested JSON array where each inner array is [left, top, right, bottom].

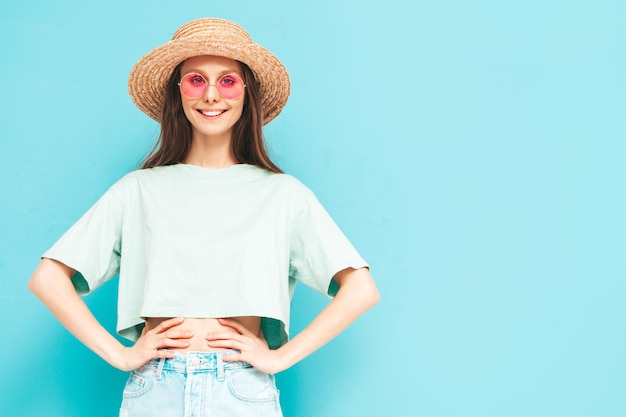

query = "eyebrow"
[[181, 68, 242, 79]]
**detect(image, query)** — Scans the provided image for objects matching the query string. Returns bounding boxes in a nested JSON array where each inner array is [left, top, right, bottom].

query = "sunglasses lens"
[[217, 74, 244, 99], [180, 73, 207, 98]]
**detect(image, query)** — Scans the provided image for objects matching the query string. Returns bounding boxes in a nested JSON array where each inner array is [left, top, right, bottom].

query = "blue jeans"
[[119, 350, 283, 417]]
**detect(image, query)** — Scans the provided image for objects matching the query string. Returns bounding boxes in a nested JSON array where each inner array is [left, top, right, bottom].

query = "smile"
[[199, 110, 225, 117]]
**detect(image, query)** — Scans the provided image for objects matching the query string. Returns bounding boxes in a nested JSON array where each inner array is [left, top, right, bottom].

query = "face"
[[179, 55, 245, 142]]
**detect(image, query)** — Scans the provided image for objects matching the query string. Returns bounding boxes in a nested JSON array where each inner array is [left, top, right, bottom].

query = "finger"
[[154, 349, 177, 359], [145, 337, 189, 353], [217, 318, 249, 335], [221, 352, 244, 362], [207, 338, 244, 351], [162, 336, 192, 348], [155, 317, 185, 333], [164, 329, 194, 340], [205, 331, 244, 342]]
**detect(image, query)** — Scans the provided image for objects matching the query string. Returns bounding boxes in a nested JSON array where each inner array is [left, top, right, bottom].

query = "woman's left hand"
[[206, 318, 284, 374]]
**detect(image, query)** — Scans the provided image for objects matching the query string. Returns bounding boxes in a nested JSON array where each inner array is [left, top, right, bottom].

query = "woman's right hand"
[[114, 317, 194, 371]]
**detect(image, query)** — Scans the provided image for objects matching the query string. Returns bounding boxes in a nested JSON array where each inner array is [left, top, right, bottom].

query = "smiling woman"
[[27, 17, 379, 417]]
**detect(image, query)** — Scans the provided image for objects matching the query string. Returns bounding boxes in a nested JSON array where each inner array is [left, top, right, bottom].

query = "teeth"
[[201, 110, 224, 117]]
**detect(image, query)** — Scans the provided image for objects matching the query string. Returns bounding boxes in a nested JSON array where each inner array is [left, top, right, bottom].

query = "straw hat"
[[128, 18, 290, 125]]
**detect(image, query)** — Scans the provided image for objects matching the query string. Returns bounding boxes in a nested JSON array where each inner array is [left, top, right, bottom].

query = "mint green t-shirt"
[[43, 164, 368, 349]]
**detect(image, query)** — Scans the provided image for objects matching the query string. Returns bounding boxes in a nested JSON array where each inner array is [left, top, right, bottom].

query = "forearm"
[[276, 267, 379, 370], [28, 259, 126, 368]]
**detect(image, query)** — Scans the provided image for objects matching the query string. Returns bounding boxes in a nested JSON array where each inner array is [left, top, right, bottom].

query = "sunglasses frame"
[[178, 72, 247, 100]]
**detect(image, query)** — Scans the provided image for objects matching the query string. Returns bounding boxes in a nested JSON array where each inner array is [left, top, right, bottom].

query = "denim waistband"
[[144, 350, 250, 375]]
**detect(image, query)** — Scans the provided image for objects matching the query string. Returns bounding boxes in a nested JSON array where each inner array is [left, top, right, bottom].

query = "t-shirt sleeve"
[[42, 179, 126, 295], [289, 185, 369, 297]]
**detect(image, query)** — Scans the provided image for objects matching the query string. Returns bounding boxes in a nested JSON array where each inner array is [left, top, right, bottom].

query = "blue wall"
[[1, 1, 625, 416]]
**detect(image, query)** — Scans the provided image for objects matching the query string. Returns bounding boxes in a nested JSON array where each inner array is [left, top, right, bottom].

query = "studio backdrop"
[[1, 1, 625, 416]]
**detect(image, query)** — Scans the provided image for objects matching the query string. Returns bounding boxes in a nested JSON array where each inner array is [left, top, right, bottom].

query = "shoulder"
[[226, 165, 312, 195], [120, 165, 176, 181], [111, 165, 186, 189], [99, 167, 169, 199], [268, 171, 313, 194]]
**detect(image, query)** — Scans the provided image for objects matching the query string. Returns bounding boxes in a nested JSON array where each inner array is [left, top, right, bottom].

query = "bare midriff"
[[144, 316, 262, 352]]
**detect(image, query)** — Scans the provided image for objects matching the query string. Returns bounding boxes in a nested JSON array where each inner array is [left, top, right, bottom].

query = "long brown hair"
[[141, 60, 282, 173]]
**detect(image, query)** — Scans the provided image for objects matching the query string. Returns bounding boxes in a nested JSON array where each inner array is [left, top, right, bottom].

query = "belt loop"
[[156, 355, 166, 380], [217, 354, 225, 382]]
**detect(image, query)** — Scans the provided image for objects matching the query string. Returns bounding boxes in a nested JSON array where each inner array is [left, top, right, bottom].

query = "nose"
[[204, 84, 220, 102]]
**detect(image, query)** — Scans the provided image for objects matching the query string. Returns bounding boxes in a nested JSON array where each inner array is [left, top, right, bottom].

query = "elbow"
[[366, 280, 380, 309], [358, 267, 380, 308], [372, 286, 381, 306], [28, 268, 46, 296], [28, 258, 75, 297], [354, 269, 380, 309], [334, 267, 380, 309]]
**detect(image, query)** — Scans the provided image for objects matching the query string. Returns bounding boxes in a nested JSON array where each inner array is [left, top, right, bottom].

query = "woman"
[[28, 17, 379, 417]]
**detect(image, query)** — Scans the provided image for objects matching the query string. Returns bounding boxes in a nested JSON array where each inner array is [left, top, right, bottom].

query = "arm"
[[275, 267, 379, 369], [28, 258, 193, 371], [208, 267, 379, 373]]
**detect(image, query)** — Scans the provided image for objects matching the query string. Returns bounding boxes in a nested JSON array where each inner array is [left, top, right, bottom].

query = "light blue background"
[[1, 1, 625, 416]]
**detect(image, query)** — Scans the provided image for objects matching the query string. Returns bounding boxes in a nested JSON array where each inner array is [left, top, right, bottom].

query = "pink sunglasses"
[[178, 72, 246, 99]]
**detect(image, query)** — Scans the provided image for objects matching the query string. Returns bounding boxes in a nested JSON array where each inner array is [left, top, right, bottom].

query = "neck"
[[184, 133, 237, 169]]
